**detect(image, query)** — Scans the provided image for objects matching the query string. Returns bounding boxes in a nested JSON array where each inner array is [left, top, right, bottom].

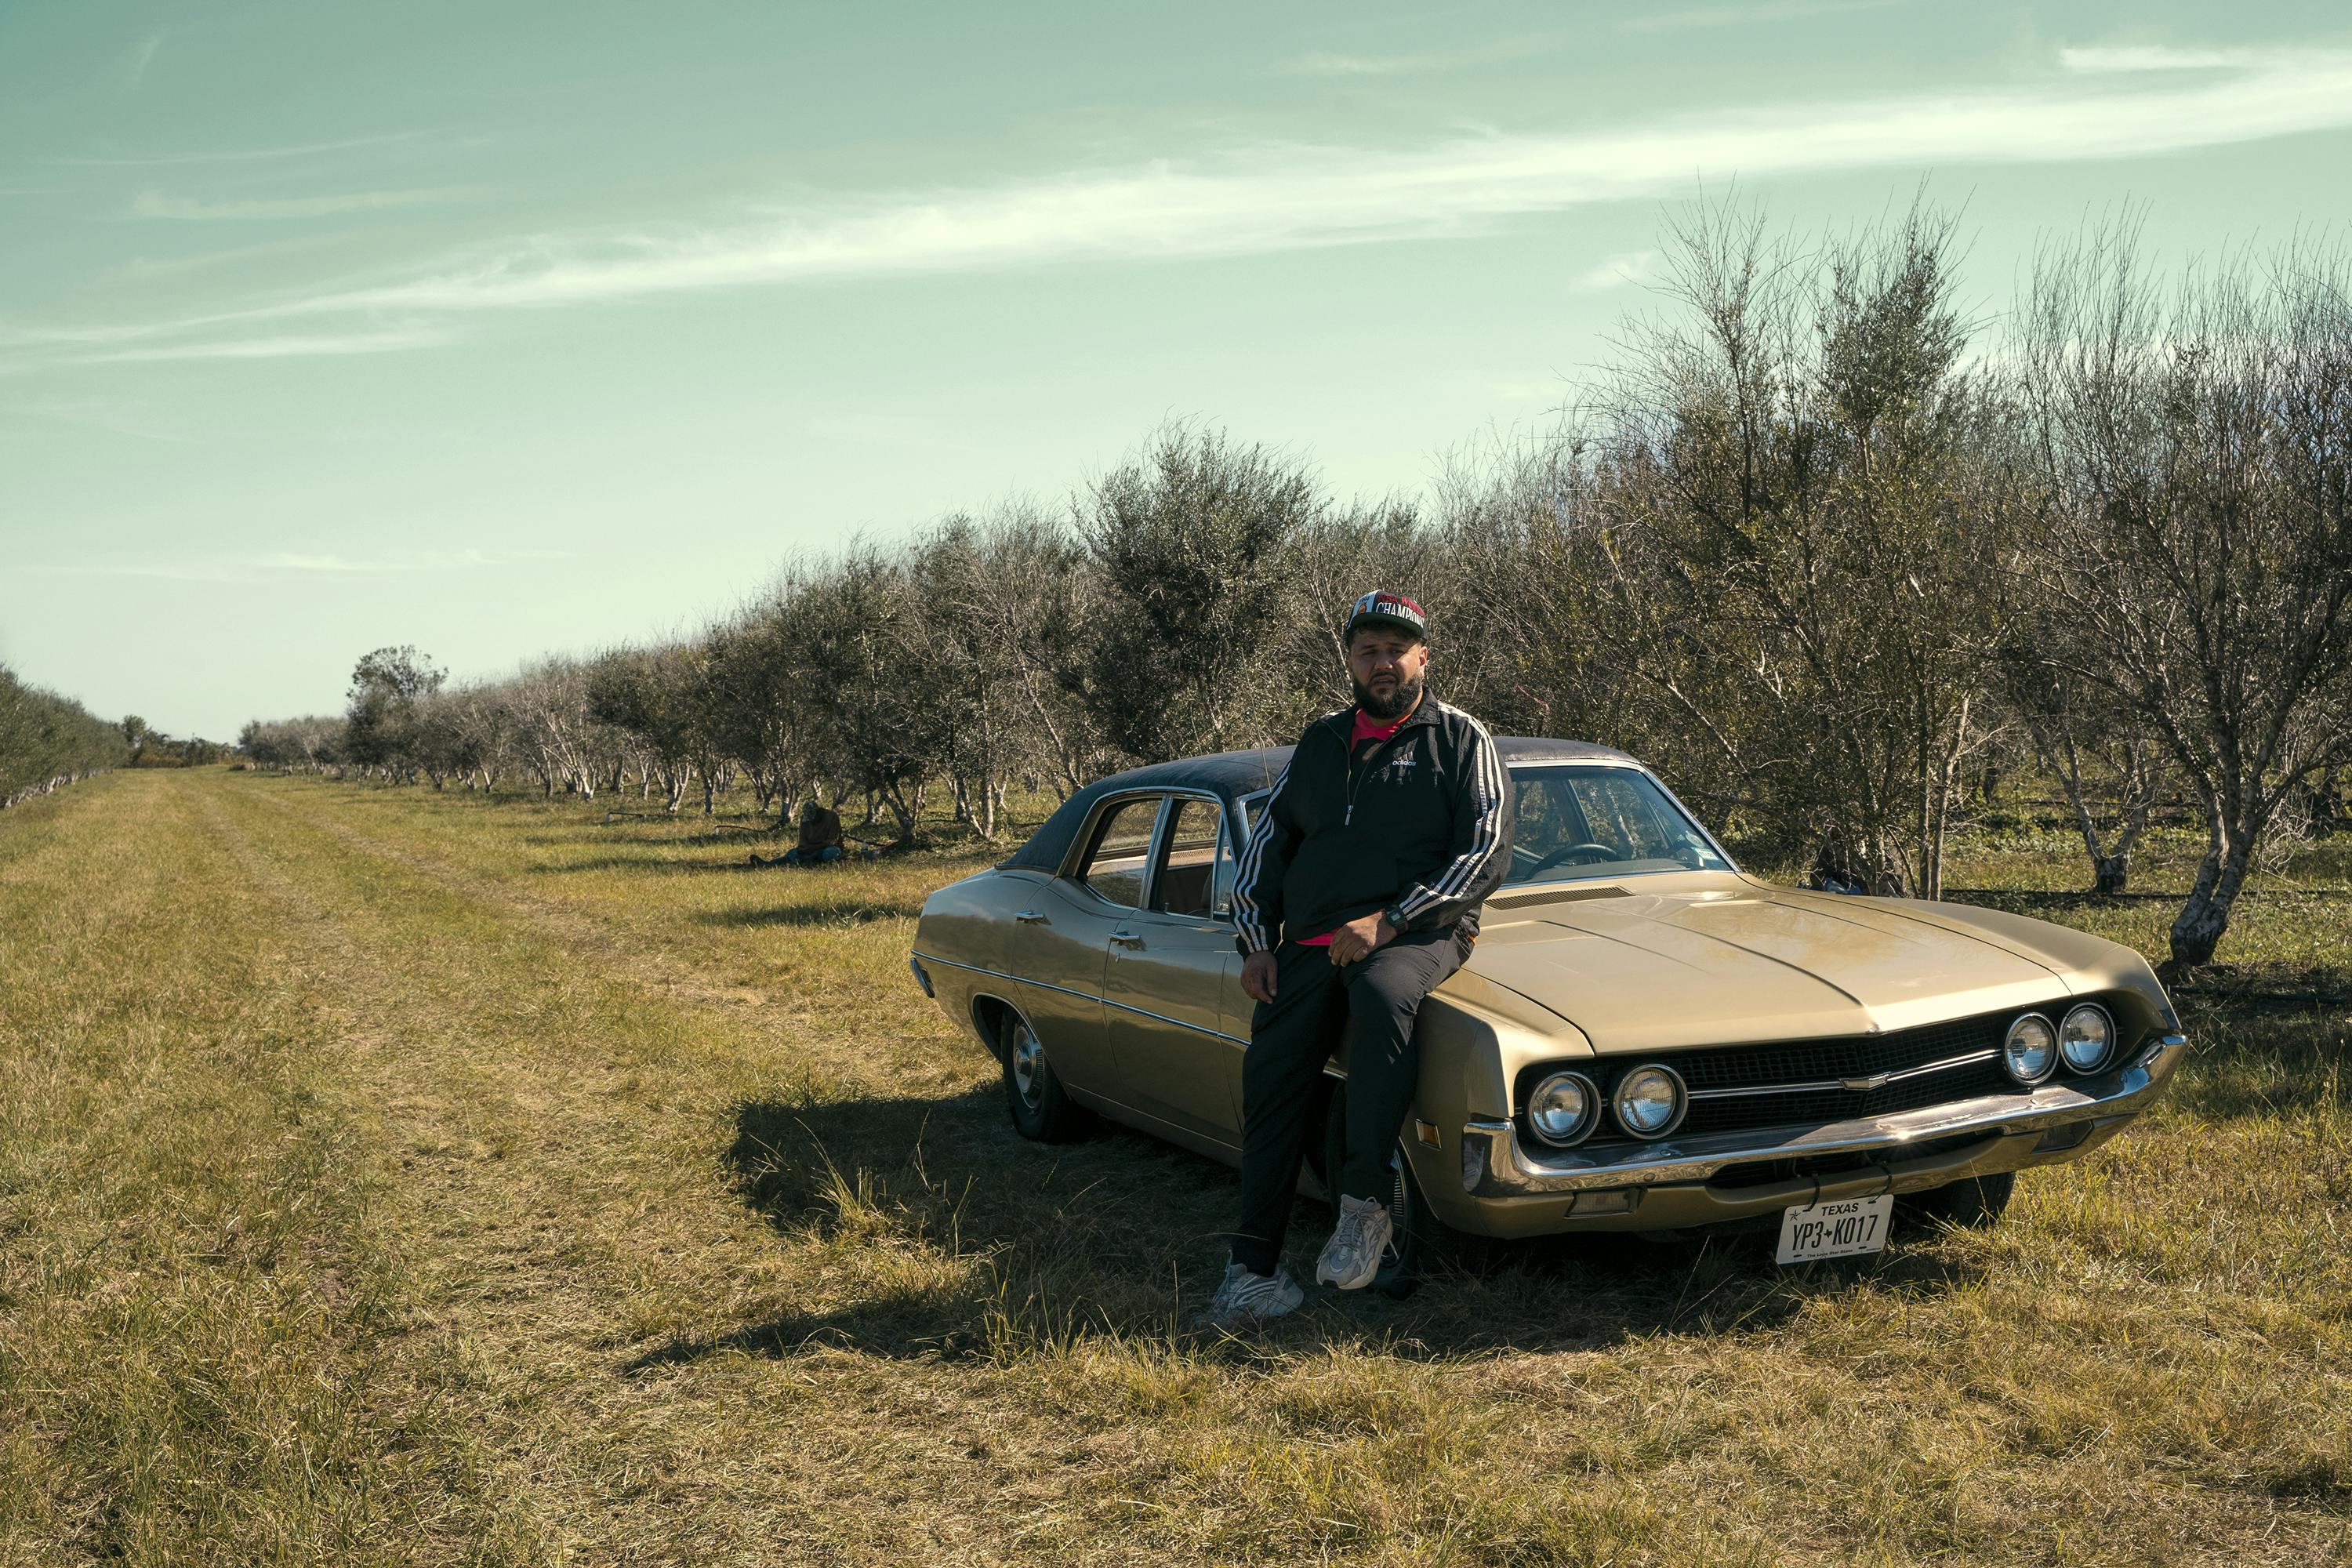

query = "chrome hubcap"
[[1011, 1025, 1044, 1109]]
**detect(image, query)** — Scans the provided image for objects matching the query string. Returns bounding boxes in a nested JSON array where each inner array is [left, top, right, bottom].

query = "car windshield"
[[1504, 764, 1730, 885]]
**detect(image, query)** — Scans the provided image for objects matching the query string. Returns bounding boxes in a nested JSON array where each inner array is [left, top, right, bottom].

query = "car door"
[[1012, 793, 1164, 1100], [1102, 792, 1247, 1150]]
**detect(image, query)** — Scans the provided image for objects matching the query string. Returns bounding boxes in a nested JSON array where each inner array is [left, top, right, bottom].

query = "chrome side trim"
[[1462, 1034, 2187, 1198], [913, 949, 1098, 1006], [911, 949, 1250, 1047], [1105, 997, 1248, 1047], [1683, 1047, 2001, 1101]]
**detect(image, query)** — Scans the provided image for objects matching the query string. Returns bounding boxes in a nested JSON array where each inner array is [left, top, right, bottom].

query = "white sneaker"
[[1316, 1193, 1394, 1290], [1203, 1261, 1304, 1326]]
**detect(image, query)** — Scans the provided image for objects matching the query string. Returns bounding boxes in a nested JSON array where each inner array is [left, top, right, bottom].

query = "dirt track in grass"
[[3, 768, 2347, 1566]]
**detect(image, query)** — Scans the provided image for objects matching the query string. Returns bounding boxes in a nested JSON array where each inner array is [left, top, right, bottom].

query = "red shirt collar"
[[1350, 709, 1406, 745]]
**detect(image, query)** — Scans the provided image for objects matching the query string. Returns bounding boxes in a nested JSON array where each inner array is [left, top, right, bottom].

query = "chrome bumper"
[[1461, 1033, 2187, 1200]]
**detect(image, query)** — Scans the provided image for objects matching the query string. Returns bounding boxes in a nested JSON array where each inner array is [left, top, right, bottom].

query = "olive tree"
[[704, 585, 829, 823], [586, 644, 723, 814], [793, 545, 956, 845], [504, 657, 604, 799], [918, 502, 1113, 800], [342, 645, 446, 782], [1077, 422, 1323, 762], [1, 666, 125, 808], [1573, 202, 2003, 895], [2015, 226, 2352, 969]]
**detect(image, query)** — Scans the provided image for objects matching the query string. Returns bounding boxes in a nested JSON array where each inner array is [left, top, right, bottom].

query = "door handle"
[[1109, 930, 1145, 949], [1014, 910, 1049, 925]]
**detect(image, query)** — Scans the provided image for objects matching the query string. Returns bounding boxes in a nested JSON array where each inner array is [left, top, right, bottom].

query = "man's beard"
[[1353, 670, 1424, 721]]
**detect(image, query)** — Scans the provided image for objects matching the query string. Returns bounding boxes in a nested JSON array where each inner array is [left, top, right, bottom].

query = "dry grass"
[[2, 771, 2346, 1565]]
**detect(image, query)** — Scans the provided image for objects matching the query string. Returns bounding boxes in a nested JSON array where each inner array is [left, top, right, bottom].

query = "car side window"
[[1079, 796, 1162, 908], [1234, 791, 1265, 842], [1153, 797, 1232, 919]]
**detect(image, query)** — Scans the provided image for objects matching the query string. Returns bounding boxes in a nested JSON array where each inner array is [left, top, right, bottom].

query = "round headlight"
[[2059, 1004, 2114, 1073], [1611, 1064, 1686, 1138], [1526, 1071, 1599, 1147], [2002, 1013, 2058, 1084]]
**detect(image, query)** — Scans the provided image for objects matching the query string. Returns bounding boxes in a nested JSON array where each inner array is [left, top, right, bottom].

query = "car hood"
[[1465, 881, 2080, 1053]]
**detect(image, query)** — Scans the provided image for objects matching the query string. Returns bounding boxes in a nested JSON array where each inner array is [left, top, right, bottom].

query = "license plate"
[[1776, 1192, 1893, 1265]]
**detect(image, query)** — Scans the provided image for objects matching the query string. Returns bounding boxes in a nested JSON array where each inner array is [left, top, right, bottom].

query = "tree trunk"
[[881, 787, 917, 848], [2165, 818, 2256, 971], [2091, 851, 2132, 896]]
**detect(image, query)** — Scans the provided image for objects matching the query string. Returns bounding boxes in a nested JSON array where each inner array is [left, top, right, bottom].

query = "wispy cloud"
[[1621, 0, 1906, 33], [251, 548, 572, 572], [1284, 0, 1902, 69], [121, 29, 166, 89], [83, 325, 457, 364], [1280, 34, 1570, 78], [105, 232, 352, 281], [48, 130, 449, 168], [1571, 249, 1661, 291], [24, 44, 2352, 369], [1, 325, 456, 374], [5, 397, 191, 443], [127, 186, 472, 222], [2059, 45, 2259, 74], [19, 561, 254, 584], [22, 547, 570, 583]]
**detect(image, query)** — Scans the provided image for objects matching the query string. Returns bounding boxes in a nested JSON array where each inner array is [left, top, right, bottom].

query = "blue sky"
[[4, 1, 2350, 738]]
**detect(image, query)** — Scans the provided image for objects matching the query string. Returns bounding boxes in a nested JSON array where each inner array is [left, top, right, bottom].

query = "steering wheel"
[[1529, 842, 1621, 874]]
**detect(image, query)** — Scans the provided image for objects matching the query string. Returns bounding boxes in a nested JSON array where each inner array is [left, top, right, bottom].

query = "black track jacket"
[[1232, 696, 1512, 956]]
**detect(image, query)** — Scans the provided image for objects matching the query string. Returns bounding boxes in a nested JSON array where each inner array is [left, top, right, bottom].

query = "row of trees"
[[118, 715, 230, 769], [0, 666, 125, 809], [241, 207, 2352, 974]]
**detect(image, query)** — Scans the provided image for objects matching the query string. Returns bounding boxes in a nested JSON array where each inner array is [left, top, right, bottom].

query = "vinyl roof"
[[1000, 735, 1640, 872]]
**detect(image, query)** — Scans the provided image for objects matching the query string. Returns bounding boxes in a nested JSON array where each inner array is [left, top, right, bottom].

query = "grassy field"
[[2, 769, 2347, 1566]]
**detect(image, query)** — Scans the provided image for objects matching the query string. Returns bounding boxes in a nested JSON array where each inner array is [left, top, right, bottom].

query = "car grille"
[[1674, 1055, 2014, 1139], [1532, 1003, 2100, 1149]]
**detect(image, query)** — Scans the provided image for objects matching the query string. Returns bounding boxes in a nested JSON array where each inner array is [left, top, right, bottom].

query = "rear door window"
[[1079, 796, 1163, 908], [1152, 797, 1233, 919]]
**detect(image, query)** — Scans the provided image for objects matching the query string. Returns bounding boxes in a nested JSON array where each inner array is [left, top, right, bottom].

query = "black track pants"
[[1229, 928, 1468, 1276]]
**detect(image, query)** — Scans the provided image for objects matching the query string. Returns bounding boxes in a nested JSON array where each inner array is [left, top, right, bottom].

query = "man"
[[1207, 590, 1511, 1323], [787, 798, 847, 865], [750, 798, 848, 867]]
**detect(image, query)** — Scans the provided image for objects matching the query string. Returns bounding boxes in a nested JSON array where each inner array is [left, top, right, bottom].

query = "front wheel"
[[1321, 1092, 1472, 1296], [1002, 1014, 1092, 1142]]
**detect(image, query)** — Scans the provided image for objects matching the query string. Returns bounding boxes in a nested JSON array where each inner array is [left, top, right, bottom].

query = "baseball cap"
[[1345, 590, 1427, 642]]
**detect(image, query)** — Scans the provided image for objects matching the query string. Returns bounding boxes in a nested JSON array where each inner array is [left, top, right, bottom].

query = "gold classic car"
[[909, 740, 2186, 1279]]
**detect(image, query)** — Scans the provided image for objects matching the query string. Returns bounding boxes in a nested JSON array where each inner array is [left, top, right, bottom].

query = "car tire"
[[1001, 1014, 1091, 1143], [1911, 1170, 2014, 1228], [1319, 1091, 1471, 1296]]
